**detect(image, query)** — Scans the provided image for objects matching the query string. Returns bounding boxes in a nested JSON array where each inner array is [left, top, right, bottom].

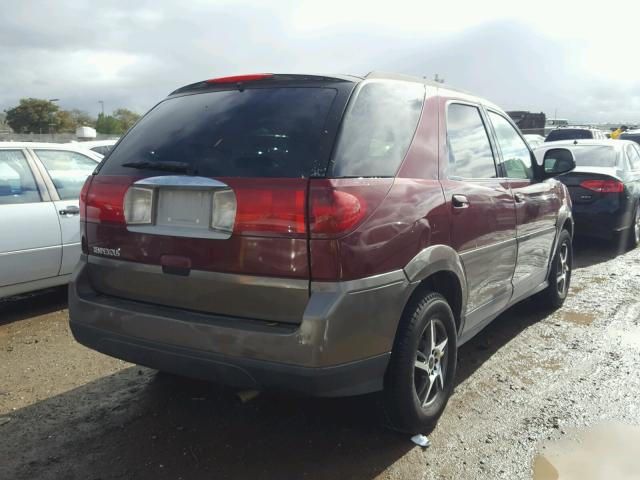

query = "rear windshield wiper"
[[121, 160, 193, 173]]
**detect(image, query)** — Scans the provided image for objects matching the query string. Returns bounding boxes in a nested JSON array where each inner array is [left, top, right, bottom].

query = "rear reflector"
[[580, 179, 624, 193], [206, 74, 273, 84]]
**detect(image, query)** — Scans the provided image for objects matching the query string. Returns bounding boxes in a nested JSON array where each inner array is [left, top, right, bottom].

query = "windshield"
[[100, 87, 338, 178], [570, 145, 618, 167]]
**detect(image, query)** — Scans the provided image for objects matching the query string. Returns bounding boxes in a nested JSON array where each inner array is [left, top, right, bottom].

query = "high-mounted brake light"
[[206, 73, 273, 84], [580, 179, 624, 193]]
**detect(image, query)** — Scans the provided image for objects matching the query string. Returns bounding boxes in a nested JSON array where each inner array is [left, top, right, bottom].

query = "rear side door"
[[31, 149, 99, 275], [486, 110, 559, 299], [0, 149, 61, 287], [440, 101, 517, 328]]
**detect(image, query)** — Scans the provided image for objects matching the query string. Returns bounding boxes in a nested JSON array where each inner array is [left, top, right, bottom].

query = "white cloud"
[[1, 0, 639, 122]]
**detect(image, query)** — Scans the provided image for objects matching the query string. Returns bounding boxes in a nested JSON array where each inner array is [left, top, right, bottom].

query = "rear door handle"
[[452, 194, 469, 209], [514, 193, 526, 204], [59, 205, 80, 215]]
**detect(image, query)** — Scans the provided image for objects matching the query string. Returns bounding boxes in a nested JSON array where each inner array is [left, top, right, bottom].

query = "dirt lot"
[[1, 237, 639, 479]]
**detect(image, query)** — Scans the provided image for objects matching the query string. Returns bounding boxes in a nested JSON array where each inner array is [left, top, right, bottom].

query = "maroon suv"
[[69, 72, 576, 433]]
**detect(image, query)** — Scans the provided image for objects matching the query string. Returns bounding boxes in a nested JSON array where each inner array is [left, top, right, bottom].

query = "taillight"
[[79, 176, 93, 254], [307, 178, 391, 238], [211, 190, 237, 234], [310, 187, 366, 237], [79, 176, 93, 222], [85, 176, 133, 224], [232, 183, 306, 236], [580, 179, 624, 193], [123, 187, 154, 225]]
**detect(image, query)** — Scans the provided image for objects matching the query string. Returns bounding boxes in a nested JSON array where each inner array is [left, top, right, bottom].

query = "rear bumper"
[[70, 322, 390, 397], [69, 255, 414, 396]]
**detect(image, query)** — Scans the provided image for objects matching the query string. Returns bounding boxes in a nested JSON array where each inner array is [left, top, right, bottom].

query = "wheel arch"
[[402, 244, 467, 334]]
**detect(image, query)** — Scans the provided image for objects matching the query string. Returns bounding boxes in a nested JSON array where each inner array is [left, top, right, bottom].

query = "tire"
[[383, 290, 457, 434], [627, 204, 640, 249], [539, 229, 572, 309]]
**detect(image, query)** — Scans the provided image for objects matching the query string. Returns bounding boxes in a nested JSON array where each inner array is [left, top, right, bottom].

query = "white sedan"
[[67, 139, 118, 156], [0, 142, 102, 298], [523, 134, 545, 148]]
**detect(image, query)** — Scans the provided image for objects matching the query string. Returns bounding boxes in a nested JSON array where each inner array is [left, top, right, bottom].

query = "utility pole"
[[98, 100, 105, 116]]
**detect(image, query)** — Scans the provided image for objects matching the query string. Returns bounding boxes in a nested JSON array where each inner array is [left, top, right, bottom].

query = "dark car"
[[545, 126, 607, 142], [69, 72, 575, 433], [535, 139, 640, 246], [620, 130, 640, 146]]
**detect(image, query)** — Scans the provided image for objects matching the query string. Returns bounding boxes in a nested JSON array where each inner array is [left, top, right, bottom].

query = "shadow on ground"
[[0, 286, 68, 327], [0, 366, 412, 480], [572, 235, 628, 269]]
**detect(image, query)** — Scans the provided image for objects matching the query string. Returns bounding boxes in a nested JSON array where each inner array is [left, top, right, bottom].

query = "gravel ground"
[[1, 237, 639, 479]]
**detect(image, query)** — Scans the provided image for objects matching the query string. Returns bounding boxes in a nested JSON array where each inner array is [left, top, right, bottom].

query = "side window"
[[446, 103, 497, 179], [488, 111, 533, 180], [331, 81, 425, 177], [627, 145, 640, 171], [34, 150, 97, 200], [0, 150, 41, 205]]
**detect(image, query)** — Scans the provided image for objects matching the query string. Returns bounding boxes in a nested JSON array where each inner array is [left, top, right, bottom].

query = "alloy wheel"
[[414, 318, 449, 408], [556, 241, 570, 295]]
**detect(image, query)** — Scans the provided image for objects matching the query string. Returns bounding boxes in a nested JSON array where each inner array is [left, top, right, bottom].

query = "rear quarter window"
[[329, 81, 424, 177]]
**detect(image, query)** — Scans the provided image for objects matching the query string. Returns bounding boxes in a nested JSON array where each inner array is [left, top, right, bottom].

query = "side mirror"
[[541, 148, 575, 179]]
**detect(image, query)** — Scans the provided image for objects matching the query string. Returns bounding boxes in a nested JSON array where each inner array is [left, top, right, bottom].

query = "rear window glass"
[[329, 81, 424, 177], [545, 129, 594, 142], [100, 88, 338, 178], [570, 146, 618, 167]]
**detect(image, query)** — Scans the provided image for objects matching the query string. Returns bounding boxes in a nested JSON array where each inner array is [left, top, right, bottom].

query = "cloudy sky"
[[1, 0, 639, 122]]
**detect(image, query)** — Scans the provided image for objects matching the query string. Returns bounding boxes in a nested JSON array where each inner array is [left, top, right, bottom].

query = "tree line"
[[3, 98, 141, 134]]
